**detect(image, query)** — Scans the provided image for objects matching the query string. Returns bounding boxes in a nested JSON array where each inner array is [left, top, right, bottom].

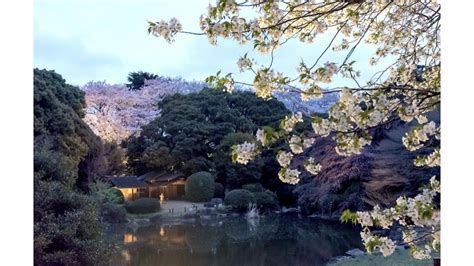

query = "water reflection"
[[124, 233, 137, 244], [107, 215, 362, 266]]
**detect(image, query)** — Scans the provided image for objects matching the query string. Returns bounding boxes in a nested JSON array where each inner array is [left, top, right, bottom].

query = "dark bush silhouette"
[[185, 172, 215, 202], [214, 182, 225, 198], [242, 183, 266, 193], [224, 189, 256, 212], [253, 191, 279, 211], [101, 203, 127, 223], [126, 71, 158, 91], [124, 198, 161, 214]]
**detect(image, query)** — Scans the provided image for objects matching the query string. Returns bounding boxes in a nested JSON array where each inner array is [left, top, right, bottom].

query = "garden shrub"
[[318, 194, 342, 216], [224, 189, 256, 212], [124, 198, 161, 214], [101, 203, 127, 223], [185, 171, 215, 202], [34, 180, 107, 265], [242, 183, 265, 193], [253, 191, 279, 211], [104, 188, 125, 204], [214, 182, 225, 198], [90, 181, 125, 204]]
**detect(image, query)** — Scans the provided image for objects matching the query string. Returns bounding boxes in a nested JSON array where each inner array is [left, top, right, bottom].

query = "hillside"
[[293, 110, 440, 216]]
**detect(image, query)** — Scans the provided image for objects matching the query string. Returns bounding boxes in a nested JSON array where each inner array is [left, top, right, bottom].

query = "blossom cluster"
[[276, 112, 322, 183], [223, 80, 235, 93], [312, 63, 338, 83], [304, 157, 321, 175], [414, 148, 440, 168], [280, 112, 303, 132], [253, 68, 287, 99], [289, 135, 304, 154], [311, 117, 331, 137], [300, 85, 323, 101], [277, 151, 293, 168], [360, 231, 396, 257], [231, 141, 258, 165], [335, 133, 372, 156], [236, 111, 321, 184], [237, 55, 253, 72], [402, 121, 438, 152], [411, 246, 433, 260], [288, 135, 315, 154], [148, 18, 182, 43], [278, 168, 301, 185], [342, 176, 440, 259]]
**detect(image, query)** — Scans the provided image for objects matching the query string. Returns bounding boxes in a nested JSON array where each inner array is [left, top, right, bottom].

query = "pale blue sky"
[[34, 0, 388, 87]]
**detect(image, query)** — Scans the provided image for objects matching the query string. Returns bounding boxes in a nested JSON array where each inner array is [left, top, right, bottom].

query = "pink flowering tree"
[[148, 0, 440, 260], [81, 78, 204, 142]]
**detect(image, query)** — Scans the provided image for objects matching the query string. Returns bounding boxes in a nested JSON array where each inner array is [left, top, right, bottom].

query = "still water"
[[106, 214, 362, 266]]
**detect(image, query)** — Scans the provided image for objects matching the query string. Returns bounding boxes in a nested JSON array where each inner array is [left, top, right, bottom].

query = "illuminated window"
[[123, 233, 137, 244]]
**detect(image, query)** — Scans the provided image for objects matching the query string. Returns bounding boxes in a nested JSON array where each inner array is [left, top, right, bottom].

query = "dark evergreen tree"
[[126, 88, 290, 189], [125, 71, 158, 91]]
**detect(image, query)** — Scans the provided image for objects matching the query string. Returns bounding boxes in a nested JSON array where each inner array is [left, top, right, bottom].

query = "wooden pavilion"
[[110, 171, 186, 201]]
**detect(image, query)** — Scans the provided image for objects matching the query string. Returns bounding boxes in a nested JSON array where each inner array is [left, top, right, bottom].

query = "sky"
[[34, 0, 389, 87]]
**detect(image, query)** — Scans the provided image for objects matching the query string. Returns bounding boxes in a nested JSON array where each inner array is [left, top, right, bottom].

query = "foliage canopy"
[[34, 69, 109, 265], [126, 88, 290, 185]]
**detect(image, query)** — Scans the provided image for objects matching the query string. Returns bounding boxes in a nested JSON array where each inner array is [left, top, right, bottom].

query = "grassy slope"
[[329, 249, 432, 266]]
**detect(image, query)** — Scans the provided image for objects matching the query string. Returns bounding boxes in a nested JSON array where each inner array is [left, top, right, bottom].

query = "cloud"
[[34, 33, 123, 85], [33, 0, 393, 88], [33, 0, 210, 85]]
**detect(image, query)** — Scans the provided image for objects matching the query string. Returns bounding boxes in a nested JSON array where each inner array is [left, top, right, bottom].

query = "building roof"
[[137, 170, 185, 184], [110, 176, 147, 188]]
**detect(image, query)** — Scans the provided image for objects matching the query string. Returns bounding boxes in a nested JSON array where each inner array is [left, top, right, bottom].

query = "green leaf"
[[366, 240, 378, 253], [340, 209, 358, 225]]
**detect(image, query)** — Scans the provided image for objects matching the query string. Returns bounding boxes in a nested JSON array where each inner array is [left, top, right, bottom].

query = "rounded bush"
[[253, 191, 279, 211], [224, 189, 256, 212], [185, 171, 215, 202], [214, 183, 225, 198], [101, 203, 127, 223], [105, 188, 125, 204], [242, 183, 265, 193], [124, 198, 161, 214]]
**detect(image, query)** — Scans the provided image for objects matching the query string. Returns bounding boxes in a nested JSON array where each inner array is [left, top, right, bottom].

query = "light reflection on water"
[[106, 215, 362, 266]]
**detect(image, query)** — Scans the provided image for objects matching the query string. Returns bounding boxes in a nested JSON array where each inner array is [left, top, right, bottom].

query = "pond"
[[106, 214, 363, 266]]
